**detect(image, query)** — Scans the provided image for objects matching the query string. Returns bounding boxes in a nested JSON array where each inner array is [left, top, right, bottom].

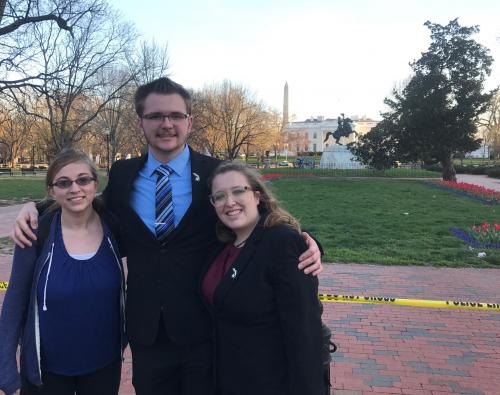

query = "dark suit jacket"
[[104, 147, 222, 346], [202, 218, 324, 395]]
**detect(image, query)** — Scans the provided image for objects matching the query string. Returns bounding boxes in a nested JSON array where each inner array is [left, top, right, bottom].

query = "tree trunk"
[[441, 155, 457, 182]]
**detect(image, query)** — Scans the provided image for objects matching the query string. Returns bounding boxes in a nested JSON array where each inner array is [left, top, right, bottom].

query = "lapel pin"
[[192, 172, 200, 182], [231, 268, 238, 279]]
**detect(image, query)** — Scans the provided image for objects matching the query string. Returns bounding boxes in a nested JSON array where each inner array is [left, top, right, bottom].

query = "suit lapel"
[[122, 155, 147, 205], [172, 148, 212, 236], [120, 155, 158, 242], [213, 220, 266, 307]]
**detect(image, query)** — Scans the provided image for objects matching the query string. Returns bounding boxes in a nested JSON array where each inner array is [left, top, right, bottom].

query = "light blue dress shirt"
[[130, 145, 193, 235]]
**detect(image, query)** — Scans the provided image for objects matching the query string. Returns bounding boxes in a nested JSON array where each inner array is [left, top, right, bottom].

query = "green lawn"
[[1, 175, 498, 267], [270, 178, 500, 267], [0, 176, 108, 201]]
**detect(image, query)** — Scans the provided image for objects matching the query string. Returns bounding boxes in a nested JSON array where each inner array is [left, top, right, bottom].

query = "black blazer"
[[104, 147, 222, 346], [202, 218, 324, 395]]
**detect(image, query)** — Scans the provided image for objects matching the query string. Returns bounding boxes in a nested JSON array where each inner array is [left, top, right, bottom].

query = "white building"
[[283, 116, 378, 153], [466, 145, 490, 159]]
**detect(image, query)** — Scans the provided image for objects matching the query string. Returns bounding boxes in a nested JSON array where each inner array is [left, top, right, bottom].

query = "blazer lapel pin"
[[231, 268, 238, 279], [192, 172, 200, 182]]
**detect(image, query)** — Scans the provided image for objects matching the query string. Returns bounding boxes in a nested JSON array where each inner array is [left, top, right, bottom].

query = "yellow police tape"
[[319, 294, 500, 311], [0, 282, 498, 311]]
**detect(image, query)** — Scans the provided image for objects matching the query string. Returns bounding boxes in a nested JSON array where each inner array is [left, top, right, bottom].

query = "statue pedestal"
[[320, 145, 365, 169]]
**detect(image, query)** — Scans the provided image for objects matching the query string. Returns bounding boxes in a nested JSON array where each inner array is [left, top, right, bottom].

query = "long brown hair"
[[208, 161, 301, 243]]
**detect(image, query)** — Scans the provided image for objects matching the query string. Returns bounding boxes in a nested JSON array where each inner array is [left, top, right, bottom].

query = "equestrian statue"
[[323, 113, 357, 145]]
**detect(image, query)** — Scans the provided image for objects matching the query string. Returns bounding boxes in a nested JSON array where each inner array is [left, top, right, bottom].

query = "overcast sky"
[[109, 0, 500, 121]]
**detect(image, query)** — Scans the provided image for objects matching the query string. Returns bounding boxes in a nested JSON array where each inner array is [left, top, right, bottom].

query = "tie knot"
[[155, 165, 173, 178]]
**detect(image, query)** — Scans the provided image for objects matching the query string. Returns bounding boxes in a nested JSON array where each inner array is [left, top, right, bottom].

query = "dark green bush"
[[485, 167, 500, 179], [468, 166, 488, 175], [424, 164, 496, 175]]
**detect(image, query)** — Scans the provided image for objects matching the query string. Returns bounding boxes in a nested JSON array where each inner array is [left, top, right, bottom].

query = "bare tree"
[[190, 88, 224, 156], [128, 40, 170, 86], [192, 81, 270, 160], [0, 0, 73, 35], [92, 75, 146, 164], [286, 131, 310, 153], [0, 0, 100, 92], [0, 102, 35, 166], [4, 0, 136, 158], [92, 39, 171, 165], [265, 109, 285, 164]]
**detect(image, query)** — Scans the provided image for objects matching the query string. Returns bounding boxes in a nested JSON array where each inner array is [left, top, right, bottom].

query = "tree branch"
[[0, 14, 72, 36]]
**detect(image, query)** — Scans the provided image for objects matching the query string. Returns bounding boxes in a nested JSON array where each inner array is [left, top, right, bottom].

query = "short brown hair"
[[134, 77, 192, 117]]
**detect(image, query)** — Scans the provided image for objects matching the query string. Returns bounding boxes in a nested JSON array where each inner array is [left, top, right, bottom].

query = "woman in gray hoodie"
[[0, 149, 126, 395]]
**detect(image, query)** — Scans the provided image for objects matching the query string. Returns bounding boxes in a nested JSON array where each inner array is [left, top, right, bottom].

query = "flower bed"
[[449, 222, 500, 249], [261, 172, 315, 181], [262, 173, 286, 181], [428, 180, 500, 205]]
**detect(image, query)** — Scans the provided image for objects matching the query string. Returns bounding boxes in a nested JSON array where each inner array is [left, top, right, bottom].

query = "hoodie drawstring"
[[42, 243, 55, 311]]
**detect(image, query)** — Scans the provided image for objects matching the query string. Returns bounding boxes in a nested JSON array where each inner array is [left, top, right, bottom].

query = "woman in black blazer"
[[202, 162, 324, 395]]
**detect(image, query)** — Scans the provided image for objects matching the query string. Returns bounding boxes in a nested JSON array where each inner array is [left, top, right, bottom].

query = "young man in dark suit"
[[11, 77, 323, 395]]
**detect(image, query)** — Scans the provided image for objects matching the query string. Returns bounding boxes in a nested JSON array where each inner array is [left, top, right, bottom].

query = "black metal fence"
[[259, 163, 439, 178]]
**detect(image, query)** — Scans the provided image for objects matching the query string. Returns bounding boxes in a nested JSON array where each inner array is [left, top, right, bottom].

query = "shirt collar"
[[145, 145, 191, 178]]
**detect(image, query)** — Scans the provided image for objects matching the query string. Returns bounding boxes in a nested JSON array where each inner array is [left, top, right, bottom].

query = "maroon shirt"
[[202, 244, 243, 305]]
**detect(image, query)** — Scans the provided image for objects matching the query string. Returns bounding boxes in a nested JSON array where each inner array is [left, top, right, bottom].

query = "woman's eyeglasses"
[[209, 186, 254, 207], [49, 176, 96, 189]]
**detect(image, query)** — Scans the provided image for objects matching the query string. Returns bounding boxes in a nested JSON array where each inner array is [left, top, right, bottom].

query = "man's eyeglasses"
[[209, 186, 254, 207], [49, 176, 96, 189], [141, 112, 189, 124]]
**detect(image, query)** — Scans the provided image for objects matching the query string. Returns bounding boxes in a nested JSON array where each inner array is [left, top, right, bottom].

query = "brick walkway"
[[321, 264, 500, 395], [1, 255, 499, 394]]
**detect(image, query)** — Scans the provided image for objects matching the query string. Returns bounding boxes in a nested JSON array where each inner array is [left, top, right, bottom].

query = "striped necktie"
[[155, 165, 175, 242]]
